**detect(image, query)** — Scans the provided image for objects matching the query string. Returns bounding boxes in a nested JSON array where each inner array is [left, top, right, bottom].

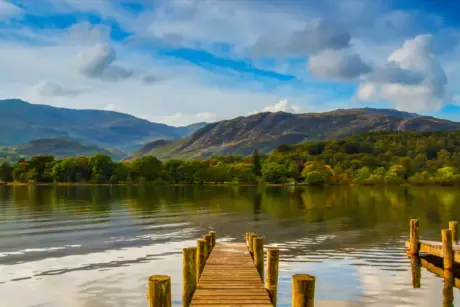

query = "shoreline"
[[0, 182, 458, 187]]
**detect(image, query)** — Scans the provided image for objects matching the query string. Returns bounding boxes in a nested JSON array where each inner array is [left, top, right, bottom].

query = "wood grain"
[[190, 243, 273, 307]]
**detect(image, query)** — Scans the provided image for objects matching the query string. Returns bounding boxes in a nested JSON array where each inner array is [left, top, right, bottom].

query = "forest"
[[2, 131, 460, 186]]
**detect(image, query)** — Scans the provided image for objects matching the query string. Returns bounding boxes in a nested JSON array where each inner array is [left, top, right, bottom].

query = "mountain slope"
[[131, 108, 460, 160], [0, 137, 126, 161], [0, 99, 205, 152]]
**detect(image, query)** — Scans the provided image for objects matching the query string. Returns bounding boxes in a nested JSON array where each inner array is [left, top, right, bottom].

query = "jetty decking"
[[190, 242, 273, 306], [147, 231, 316, 307], [404, 240, 460, 262], [405, 219, 460, 270]]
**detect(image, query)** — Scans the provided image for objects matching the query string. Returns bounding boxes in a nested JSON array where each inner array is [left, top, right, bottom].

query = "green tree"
[[252, 150, 262, 177], [0, 162, 13, 182]]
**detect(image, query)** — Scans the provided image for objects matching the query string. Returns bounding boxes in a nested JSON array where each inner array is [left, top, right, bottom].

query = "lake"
[[0, 185, 459, 307]]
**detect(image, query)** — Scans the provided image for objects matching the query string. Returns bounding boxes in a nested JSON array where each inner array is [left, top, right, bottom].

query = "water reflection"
[[1, 185, 460, 306], [407, 251, 460, 306]]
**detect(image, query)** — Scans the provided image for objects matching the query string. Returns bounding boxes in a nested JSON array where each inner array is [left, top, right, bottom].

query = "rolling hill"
[[130, 108, 460, 160], [0, 99, 206, 152], [0, 137, 126, 161]]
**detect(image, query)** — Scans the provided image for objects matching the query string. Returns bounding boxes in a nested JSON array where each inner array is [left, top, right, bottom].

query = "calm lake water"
[[0, 185, 459, 307]]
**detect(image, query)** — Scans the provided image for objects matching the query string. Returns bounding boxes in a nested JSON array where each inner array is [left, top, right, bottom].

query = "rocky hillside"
[[130, 108, 460, 160]]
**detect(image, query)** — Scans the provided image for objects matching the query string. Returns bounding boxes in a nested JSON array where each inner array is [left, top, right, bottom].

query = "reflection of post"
[[443, 270, 454, 307], [409, 219, 420, 255], [442, 229, 453, 270], [449, 221, 458, 245], [409, 255, 421, 288], [253, 193, 261, 222]]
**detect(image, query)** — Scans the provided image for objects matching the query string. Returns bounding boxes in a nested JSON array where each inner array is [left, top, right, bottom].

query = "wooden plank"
[[405, 240, 460, 263], [190, 242, 273, 307]]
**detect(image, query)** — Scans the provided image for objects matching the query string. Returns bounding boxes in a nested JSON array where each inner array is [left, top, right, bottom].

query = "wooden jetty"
[[147, 231, 316, 307], [405, 219, 460, 269]]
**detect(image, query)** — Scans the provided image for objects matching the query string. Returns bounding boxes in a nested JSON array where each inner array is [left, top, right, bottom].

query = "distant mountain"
[[0, 99, 205, 152], [130, 108, 460, 160], [0, 137, 126, 161]]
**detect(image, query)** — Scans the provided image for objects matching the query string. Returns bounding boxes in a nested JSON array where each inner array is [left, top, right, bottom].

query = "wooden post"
[[203, 235, 212, 258], [245, 232, 253, 246], [292, 274, 316, 307], [196, 239, 207, 282], [248, 233, 257, 256], [449, 221, 458, 245], [266, 248, 280, 306], [209, 231, 216, 249], [148, 275, 172, 307], [442, 229, 453, 270], [409, 255, 421, 288], [182, 247, 197, 307], [409, 219, 420, 254], [443, 270, 454, 307], [253, 236, 264, 281]]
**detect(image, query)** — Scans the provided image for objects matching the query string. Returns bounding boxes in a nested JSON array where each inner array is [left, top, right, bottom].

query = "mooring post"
[[449, 221, 458, 245], [245, 232, 253, 246], [253, 236, 264, 281], [442, 229, 454, 270], [203, 235, 212, 259], [248, 233, 257, 257], [148, 275, 172, 307], [182, 247, 197, 307], [196, 239, 207, 282], [266, 248, 280, 306], [443, 270, 454, 307], [409, 255, 421, 288], [409, 219, 420, 254], [209, 231, 216, 249], [292, 274, 316, 307]]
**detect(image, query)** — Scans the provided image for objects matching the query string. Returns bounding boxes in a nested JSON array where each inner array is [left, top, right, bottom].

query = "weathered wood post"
[[443, 270, 454, 307], [442, 229, 454, 270], [148, 275, 172, 307], [182, 247, 197, 307], [292, 274, 316, 307], [203, 235, 212, 258], [409, 255, 421, 288], [253, 236, 264, 281], [196, 239, 207, 282], [449, 221, 458, 245], [245, 232, 253, 246], [248, 233, 257, 257], [209, 231, 216, 249], [409, 219, 420, 255], [266, 248, 280, 306]]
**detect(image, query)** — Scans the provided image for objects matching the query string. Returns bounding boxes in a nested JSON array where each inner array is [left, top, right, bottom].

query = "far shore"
[[0, 182, 457, 188]]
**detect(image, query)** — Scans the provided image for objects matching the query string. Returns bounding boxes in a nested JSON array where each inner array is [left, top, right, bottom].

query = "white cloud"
[[196, 112, 217, 122], [104, 104, 116, 111], [307, 50, 371, 80], [0, 0, 21, 19], [357, 34, 449, 112], [32, 81, 83, 98], [249, 99, 301, 115], [75, 44, 134, 81]]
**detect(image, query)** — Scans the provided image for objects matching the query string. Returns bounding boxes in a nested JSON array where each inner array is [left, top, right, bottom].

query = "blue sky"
[[1, 0, 460, 125]]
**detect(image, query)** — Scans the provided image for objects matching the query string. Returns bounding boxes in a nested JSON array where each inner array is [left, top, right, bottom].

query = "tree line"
[[3, 131, 460, 186]]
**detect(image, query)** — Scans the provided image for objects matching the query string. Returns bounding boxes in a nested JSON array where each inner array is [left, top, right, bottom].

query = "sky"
[[2, 0, 460, 126]]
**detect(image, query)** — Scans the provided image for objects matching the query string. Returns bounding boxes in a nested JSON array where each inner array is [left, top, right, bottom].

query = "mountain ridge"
[[130, 108, 460, 160], [0, 99, 206, 152]]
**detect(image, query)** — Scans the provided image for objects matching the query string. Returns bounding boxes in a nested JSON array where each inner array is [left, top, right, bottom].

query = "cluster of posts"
[[147, 230, 317, 307], [409, 219, 458, 269], [147, 230, 216, 307], [245, 232, 316, 307], [408, 219, 459, 306]]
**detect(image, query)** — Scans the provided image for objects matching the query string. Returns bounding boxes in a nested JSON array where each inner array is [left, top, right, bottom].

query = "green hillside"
[[0, 99, 206, 152], [0, 137, 125, 162], [130, 108, 460, 160]]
